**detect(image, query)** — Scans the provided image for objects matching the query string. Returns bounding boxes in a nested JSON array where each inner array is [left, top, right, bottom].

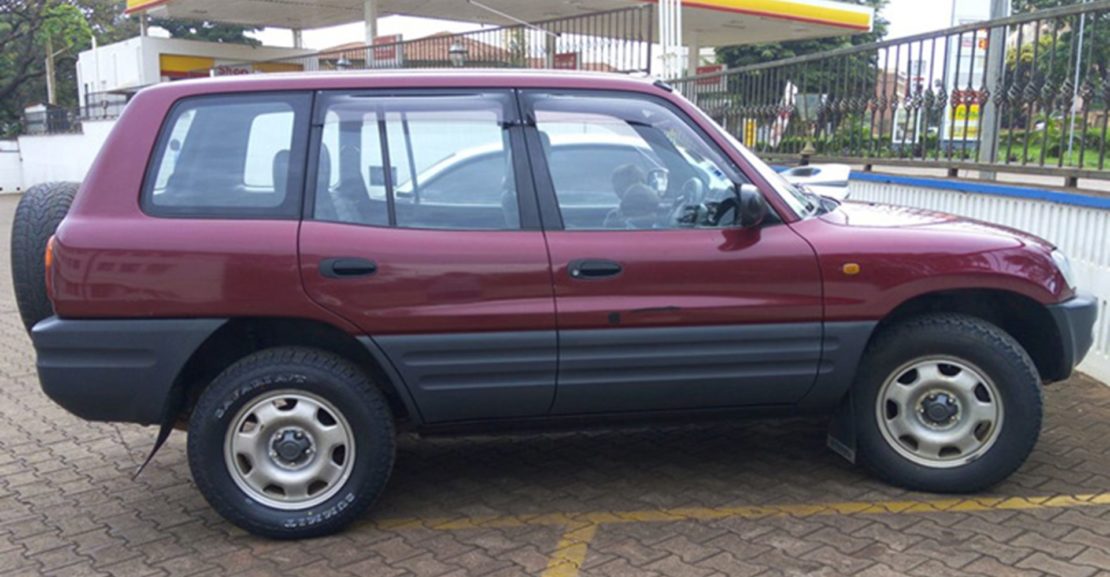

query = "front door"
[[299, 90, 556, 423], [521, 90, 824, 414]]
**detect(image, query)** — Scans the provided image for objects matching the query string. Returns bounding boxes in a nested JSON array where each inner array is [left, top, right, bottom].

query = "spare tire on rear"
[[11, 182, 79, 332]]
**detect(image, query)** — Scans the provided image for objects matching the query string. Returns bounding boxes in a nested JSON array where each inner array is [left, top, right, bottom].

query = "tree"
[[1000, 0, 1107, 141], [0, 0, 92, 135], [1, 0, 53, 107], [149, 17, 262, 46], [1013, 0, 1070, 13], [78, 0, 138, 44], [41, 2, 92, 101]]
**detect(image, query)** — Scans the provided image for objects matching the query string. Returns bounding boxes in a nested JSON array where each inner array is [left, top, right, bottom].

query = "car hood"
[[820, 201, 1056, 252]]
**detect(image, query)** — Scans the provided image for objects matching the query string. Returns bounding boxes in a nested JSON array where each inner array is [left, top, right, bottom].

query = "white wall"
[[16, 120, 116, 187], [77, 37, 316, 103], [850, 179, 1110, 386], [0, 141, 22, 194]]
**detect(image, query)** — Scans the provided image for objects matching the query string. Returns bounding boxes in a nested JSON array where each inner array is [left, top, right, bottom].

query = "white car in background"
[[779, 164, 853, 201]]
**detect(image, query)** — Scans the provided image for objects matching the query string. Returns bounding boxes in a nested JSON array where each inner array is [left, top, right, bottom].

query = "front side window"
[[314, 92, 519, 230], [687, 103, 816, 219], [144, 93, 311, 217], [528, 92, 750, 231]]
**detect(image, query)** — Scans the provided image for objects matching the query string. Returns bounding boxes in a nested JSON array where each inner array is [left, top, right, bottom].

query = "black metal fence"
[[81, 92, 129, 121], [22, 92, 130, 135], [671, 1, 1110, 186], [208, 5, 654, 76]]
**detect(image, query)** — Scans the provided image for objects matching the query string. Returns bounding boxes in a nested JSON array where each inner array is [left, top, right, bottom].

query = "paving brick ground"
[[0, 194, 1107, 577]]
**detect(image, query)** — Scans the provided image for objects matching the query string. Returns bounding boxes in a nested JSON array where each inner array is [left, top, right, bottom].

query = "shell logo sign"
[[159, 54, 303, 79], [125, 0, 169, 13]]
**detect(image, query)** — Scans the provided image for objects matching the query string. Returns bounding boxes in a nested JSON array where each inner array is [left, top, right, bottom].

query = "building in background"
[[76, 36, 314, 111]]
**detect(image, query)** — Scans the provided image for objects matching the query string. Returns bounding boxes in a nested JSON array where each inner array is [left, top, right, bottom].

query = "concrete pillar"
[[686, 30, 700, 77], [658, 0, 683, 79], [977, 0, 1011, 178], [364, 0, 378, 44], [292, 29, 304, 49], [545, 34, 556, 69]]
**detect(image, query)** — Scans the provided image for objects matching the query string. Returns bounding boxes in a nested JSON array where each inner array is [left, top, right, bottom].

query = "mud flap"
[[132, 385, 186, 479], [826, 392, 857, 464], [132, 420, 174, 479]]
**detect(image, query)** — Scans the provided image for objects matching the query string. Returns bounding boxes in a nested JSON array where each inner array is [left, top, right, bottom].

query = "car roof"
[[140, 69, 667, 100]]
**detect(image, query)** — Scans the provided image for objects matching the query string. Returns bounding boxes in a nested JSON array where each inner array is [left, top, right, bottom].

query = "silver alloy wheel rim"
[[224, 390, 355, 510], [875, 356, 1003, 469]]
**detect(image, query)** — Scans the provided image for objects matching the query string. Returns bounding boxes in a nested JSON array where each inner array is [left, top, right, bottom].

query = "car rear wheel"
[[11, 182, 78, 332], [188, 347, 395, 539], [854, 314, 1042, 493]]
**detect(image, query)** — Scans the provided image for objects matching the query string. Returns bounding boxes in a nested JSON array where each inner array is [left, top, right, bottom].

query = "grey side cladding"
[[553, 323, 825, 414], [373, 331, 557, 423], [31, 317, 226, 425], [802, 321, 878, 409]]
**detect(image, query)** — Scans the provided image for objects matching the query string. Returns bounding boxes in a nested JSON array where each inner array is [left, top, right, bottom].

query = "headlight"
[[1051, 250, 1077, 290]]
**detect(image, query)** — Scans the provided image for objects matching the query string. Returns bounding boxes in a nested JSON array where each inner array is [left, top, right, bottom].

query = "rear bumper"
[[31, 317, 225, 425], [1046, 294, 1098, 381]]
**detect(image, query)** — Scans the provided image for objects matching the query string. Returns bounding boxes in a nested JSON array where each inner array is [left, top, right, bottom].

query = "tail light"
[[44, 235, 56, 300]]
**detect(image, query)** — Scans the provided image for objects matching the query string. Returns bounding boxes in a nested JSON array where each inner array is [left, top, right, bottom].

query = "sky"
[[883, 0, 957, 40], [249, 0, 967, 51]]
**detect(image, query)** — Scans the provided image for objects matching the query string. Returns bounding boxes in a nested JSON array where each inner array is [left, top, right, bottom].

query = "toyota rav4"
[[12, 70, 1097, 539]]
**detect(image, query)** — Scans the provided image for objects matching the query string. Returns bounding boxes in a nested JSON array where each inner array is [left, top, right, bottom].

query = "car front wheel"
[[854, 314, 1043, 493], [188, 347, 395, 539]]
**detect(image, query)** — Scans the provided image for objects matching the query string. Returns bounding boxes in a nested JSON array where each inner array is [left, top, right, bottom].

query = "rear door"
[[521, 90, 824, 414], [299, 90, 557, 423]]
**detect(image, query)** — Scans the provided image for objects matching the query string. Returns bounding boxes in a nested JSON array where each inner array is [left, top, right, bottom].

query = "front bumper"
[[1046, 294, 1098, 381], [31, 317, 225, 425]]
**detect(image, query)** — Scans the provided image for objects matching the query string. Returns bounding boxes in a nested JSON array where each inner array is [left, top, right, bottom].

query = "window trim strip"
[[306, 88, 542, 232]]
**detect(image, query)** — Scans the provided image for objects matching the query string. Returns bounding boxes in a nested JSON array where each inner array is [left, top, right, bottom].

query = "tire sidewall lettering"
[[281, 492, 356, 529], [214, 373, 309, 420]]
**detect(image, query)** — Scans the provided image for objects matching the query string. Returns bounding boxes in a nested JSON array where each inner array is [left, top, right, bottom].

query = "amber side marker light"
[[44, 235, 56, 297], [842, 263, 861, 276]]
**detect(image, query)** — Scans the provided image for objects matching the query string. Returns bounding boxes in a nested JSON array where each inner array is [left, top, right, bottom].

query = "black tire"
[[854, 314, 1042, 493], [188, 347, 395, 539], [11, 182, 79, 332]]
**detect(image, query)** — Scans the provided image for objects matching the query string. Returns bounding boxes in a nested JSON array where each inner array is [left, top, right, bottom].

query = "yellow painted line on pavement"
[[541, 524, 599, 577], [368, 492, 1110, 577], [372, 491, 1110, 532]]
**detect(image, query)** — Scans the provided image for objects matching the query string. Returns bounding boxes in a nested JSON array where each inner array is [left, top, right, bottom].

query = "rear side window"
[[312, 92, 519, 230], [143, 92, 312, 218]]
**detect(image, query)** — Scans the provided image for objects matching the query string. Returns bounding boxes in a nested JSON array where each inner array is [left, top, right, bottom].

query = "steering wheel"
[[663, 199, 705, 228], [705, 196, 740, 227], [679, 177, 705, 205], [658, 177, 708, 227]]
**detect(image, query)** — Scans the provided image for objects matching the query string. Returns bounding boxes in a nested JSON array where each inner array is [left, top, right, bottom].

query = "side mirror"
[[736, 184, 768, 228]]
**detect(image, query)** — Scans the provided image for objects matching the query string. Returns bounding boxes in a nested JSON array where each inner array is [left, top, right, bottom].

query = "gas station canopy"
[[125, 0, 873, 47]]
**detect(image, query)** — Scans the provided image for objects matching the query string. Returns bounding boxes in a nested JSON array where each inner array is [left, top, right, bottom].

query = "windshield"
[[687, 105, 819, 219]]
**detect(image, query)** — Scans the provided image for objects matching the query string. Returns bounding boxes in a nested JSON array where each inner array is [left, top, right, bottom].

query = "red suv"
[[13, 71, 1096, 539]]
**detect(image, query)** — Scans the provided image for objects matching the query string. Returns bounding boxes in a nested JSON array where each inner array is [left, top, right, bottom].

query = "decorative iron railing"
[[21, 92, 130, 136], [670, 1, 1110, 187], [207, 5, 654, 76], [21, 107, 82, 136]]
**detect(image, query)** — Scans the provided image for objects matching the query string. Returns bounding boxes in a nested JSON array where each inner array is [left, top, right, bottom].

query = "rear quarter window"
[[142, 92, 312, 218]]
